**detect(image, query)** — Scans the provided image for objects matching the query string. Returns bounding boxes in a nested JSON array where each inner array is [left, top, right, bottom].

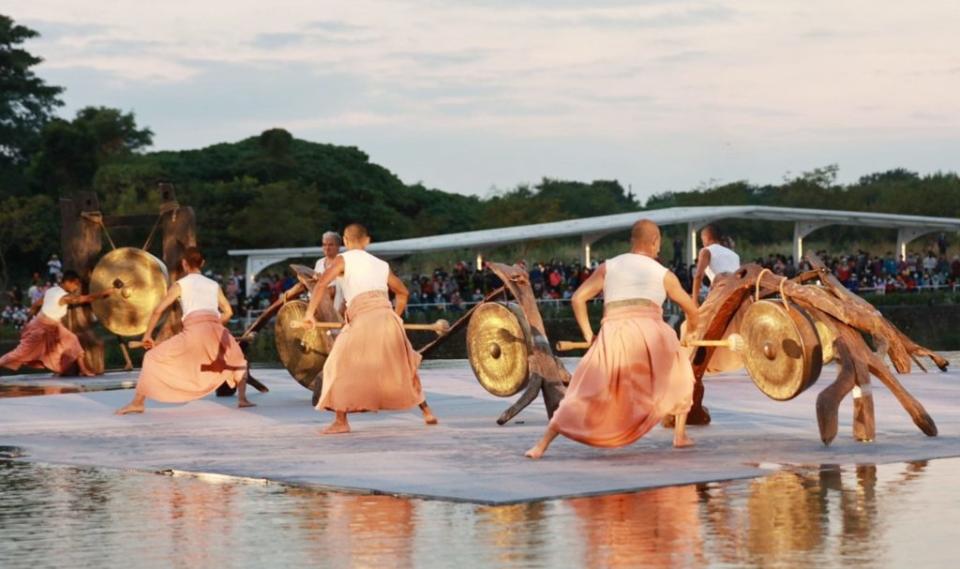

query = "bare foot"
[[321, 422, 350, 435], [673, 436, 695, 448], [115, 404, 144, 415], [237, 399, 256, 408], [524, 445, 547, 459], [422, 410, 438, 425]]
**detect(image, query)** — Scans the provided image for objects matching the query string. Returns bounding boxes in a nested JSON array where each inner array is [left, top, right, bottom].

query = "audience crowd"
[[3, 242, 959, 329]]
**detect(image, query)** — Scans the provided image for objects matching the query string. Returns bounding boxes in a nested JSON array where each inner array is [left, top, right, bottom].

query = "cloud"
[[21, 19, 110, 41], [303, 20, 366, 33], [545, 4, 738, 30]]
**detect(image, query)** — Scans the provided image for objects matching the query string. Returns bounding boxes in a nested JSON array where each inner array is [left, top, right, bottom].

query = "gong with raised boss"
[[89, 247, 169, 337], [466, 302, 533, 397], [739, 299, 824, 401]]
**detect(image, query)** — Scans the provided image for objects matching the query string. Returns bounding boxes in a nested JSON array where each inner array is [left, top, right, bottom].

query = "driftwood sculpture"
[[689, 255, 948, 445]]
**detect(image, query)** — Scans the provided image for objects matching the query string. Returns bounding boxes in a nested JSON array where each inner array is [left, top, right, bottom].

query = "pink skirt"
[[549, 304, 695, 448], [0, 315, 84, 374], [317, 291, 424, 412], [136, 311, 247, 403]]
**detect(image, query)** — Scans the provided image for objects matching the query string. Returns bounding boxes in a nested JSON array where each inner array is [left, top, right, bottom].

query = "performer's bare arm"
[[571, 264, 606, 344], [60, 289, 113, 306], [217, 288, 233, 325], [691, 248, 711, 307], [664, 271, 698, 340], [140, 284, 181, 349], [387, 272, 409, 317], [302, 256, 345, 328], [29, 298, 42, 316]]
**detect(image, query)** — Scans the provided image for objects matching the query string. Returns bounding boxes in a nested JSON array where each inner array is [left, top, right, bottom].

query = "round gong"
[[740, 300, 823, 401], [467, 302, 531, 397], [90, 247, 168, 337], [275, 300, 333, 388]]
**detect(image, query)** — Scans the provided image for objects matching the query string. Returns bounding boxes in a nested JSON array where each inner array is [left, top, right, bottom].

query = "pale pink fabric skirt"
[[317, 291, 424, 413], [136, 311, 247, 403], [0, 315, 83, 374], [550, 304, 695, 448]]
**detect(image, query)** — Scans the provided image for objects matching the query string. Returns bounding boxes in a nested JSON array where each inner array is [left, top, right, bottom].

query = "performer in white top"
[[526, 220, 699, 459], [116, 247, 253, 414], [313, 231, 345, 314], [692, 224, 741, 304], [687, 224, 745, 374], [0, 270, 111, 376], [302, 223, 436, 435]]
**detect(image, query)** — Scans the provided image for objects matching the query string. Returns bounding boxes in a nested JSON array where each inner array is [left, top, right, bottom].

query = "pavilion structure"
[[229, 206, 960, 290]]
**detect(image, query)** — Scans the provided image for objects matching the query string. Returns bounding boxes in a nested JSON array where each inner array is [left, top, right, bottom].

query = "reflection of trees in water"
[[0, 462, 115, 563]]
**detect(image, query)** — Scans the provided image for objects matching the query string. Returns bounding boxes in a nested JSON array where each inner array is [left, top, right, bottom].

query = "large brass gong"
[[467, 302, 531, 397], [90, 247, 168, 337], [275, 299, 334, 388], [740, 300, 823, 401]]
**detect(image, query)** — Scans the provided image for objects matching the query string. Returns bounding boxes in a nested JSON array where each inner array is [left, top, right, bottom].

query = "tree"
[[0, 15, 63, 167], [0, 194, 58, 289], [29, 106, 153, 195]]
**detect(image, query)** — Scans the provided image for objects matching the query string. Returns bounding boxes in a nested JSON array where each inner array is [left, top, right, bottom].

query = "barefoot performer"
[[0, 270, 110, 376], [688, 224, 743, 373], [525, 220, 699, 459], [116, 247, 253, 414], [301, 223, 437, 434]]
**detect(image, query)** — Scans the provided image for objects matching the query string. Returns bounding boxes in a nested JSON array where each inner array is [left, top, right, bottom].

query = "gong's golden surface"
[[90, 247, 168, 337], [740, 300, 823, 401], [467, 302, 531, 397], [275, 299, 334, 388]]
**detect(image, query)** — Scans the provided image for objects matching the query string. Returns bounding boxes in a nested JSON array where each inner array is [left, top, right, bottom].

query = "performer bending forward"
[[0, 270, 111, 376], [526, 220, 699, 459], [302, 223, 437, 434], [116, 247, 253, 414]]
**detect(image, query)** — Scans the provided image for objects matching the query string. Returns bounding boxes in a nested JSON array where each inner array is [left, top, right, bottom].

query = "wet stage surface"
[[0, 361, 959, 503], [1, 360, 959, 567], [1, 457, 957, 568]]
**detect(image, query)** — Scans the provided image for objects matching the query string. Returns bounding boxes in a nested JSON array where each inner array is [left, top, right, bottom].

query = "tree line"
[[2, 13, 959, 288]]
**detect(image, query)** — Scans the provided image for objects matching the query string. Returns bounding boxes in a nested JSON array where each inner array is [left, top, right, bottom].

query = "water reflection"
[[0, 459, 954, 569]]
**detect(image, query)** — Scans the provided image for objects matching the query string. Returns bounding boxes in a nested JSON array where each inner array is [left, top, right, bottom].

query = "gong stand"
[[482, 263, 570, 425], [60, 184, 195, 373], [689, 258, 946, 445]]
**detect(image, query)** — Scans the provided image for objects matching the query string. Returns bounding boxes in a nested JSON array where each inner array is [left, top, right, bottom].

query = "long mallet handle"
[[127, 341, 146, 349], [292, 319, 451, 336], [555, 341, 592, 352], [681, 334, 745, 352]]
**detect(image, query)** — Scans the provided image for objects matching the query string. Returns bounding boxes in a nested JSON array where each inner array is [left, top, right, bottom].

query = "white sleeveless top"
[[40, 286, 69, 320], [603, 253, 668, 305], [340, 249, 389, 307], [704, 244, 740, 281], [313, 256, 345, 312], [178, 273, 220, 318]]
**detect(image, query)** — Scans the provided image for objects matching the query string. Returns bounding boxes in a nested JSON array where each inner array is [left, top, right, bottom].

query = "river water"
[[1, 456, 956, 568]]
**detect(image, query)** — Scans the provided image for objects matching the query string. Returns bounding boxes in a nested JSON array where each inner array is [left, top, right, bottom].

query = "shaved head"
[[344, 223, 369, 241], [630, 219, 660, 246]]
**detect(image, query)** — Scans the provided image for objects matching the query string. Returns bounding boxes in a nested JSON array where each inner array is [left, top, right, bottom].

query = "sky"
[[9, 0, 960, 201]]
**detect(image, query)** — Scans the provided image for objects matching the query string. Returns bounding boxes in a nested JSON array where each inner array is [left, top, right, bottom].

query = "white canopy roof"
[[230, 205, 960, 286]]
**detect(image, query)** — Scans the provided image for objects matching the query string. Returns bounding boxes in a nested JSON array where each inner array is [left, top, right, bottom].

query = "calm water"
[[1, 457, 957, 569]]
